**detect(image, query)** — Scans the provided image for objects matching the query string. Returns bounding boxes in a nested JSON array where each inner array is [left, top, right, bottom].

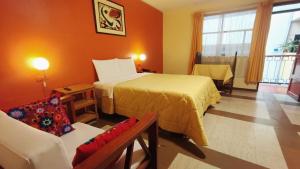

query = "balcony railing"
[[262, 54, 297, 84]]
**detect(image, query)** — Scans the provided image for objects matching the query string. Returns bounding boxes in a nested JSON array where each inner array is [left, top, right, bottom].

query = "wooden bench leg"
[[137, 135, 150, 157], [124, 143, 134, 169], [148, 121, 158, 169]]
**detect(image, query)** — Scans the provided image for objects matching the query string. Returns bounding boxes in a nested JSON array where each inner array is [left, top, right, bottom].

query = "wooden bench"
[[75, 111, 158, 169]]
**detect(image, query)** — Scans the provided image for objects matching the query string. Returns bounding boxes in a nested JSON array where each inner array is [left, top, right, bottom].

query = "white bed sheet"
[[94, 73, 152, 99]]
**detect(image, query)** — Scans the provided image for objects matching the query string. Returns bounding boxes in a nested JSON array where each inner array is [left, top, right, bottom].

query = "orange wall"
[[0, 0, 163, 110]]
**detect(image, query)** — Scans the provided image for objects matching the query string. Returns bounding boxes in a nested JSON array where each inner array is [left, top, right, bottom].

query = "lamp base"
[[137, 64, 143, 73]]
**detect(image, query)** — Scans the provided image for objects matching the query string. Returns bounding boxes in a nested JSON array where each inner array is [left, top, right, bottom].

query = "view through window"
[[202, 10, 256, 57], [262, 3, 300, 83]]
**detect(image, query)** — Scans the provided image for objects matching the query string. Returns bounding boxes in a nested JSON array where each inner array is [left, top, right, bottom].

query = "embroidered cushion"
[[7, 94, 74, 137], [72, 117, 137, 167]]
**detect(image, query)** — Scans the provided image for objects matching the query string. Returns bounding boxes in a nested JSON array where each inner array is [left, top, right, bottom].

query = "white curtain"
[[202, 10, 256, 57]]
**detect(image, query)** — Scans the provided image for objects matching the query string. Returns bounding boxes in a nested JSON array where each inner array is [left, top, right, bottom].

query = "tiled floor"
[[204, 113, 287, 169], [207, 90, 300, 169], [274, 94, 299, 104], [97, 89, 300, 169], [280, 104, 300, 125], [168, 153, 220, 169], [213, 97, 270, 119], [258, 83, 288, 94], [232, 90, 264, 100]]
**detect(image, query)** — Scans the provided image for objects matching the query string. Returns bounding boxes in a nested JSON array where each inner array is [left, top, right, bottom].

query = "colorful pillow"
[[72, 117, 137, 167], [7, 94, 74, 137]]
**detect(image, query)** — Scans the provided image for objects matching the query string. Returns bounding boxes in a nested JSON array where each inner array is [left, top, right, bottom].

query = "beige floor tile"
[[274, 94, 298, 103], [168, 153, 220, 169], [280, 104, 300, 125], [214, 97, 270, 119], [203, 114, 288, 169], [232, 90, 264, 99]]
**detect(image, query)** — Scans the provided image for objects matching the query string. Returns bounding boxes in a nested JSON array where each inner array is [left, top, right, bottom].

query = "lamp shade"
[[32, 57, 49, 71], [131, 54, 138, 60]]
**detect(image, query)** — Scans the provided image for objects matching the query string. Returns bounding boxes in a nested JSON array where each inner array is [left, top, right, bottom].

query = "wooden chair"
[[194, 52, 237, 95], [221, 52, 237, 95]]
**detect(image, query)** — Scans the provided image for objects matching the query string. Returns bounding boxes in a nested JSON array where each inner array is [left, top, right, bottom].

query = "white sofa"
[[0, 111, 145, 169]]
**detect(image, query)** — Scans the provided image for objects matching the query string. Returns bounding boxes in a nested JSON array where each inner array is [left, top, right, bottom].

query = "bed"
[[93, 58, 221, 146]]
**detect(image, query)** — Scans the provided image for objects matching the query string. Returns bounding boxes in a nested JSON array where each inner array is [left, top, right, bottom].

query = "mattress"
[[94, 73, 151, 114], [95, 73, 221, 146]]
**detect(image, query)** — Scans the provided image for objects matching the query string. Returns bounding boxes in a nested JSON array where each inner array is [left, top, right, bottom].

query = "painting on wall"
[[93, 0, 126, 36]]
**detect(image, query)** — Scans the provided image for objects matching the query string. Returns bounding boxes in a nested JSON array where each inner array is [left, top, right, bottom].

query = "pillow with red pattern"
[[7, 94, 74, 137], [72, 117, 137, 167]]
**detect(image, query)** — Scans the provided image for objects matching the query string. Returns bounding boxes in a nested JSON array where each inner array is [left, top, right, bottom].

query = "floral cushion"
[[7, 94, 74, 137], [72, 117, 137, 167]]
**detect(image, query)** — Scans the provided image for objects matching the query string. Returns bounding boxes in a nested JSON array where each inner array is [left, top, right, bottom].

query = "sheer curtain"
[[202, 10, 256, 57], [202, 10, 257, 88]]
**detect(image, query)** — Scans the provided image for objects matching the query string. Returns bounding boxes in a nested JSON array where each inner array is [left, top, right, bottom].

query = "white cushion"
[[92, 59, 120, 83], [0, 113, 72, 169], [60, 122, 105, 162], [117, 58, 137, 76]]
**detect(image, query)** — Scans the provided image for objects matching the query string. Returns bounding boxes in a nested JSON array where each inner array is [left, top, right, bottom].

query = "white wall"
[[288, 20, 300, 40]]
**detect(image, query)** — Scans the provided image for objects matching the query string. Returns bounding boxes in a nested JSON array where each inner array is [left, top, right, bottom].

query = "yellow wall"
[[163, 9, 193, 74], [163, 0, 289, 89], [163, 1, 261, 74]]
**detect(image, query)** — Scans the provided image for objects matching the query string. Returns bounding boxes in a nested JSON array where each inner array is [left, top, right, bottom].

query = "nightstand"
[[54, 84, 99, 123]]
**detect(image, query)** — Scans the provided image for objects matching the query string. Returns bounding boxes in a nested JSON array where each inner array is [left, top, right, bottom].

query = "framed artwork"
[[93, 0, 126, 36]]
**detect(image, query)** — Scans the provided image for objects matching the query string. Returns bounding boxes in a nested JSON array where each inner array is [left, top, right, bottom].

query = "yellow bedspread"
[[114, 74, 221, 146]]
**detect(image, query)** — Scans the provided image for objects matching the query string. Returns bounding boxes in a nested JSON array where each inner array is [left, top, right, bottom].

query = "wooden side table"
[[54, 84, 99, 123]]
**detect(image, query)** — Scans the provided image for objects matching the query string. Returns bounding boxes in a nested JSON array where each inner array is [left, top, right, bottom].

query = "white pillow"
[[117, 58, 137, 76], [92, 59, 120, 83]]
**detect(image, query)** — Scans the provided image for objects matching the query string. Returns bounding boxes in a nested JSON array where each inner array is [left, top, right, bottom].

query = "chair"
[[221, 52, 237, 95], [194, 52, 202, 64], [0, 110, 158, 169]]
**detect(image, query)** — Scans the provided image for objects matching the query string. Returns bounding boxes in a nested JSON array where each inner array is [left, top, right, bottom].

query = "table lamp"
[[132, 53, 146, 72]]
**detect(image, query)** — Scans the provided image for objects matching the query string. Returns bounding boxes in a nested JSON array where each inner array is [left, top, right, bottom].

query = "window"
[[265, 3, 300, 55], [202, 10, 256, 56], [262, 3, 300, 83]]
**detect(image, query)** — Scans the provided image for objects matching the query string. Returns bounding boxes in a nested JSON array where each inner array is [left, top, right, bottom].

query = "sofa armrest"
[[74, 112, 158, 169]]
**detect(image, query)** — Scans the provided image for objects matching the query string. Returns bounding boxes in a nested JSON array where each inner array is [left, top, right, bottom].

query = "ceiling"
[[142, 0, 208, 11], [142, 0, 289, 12]]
